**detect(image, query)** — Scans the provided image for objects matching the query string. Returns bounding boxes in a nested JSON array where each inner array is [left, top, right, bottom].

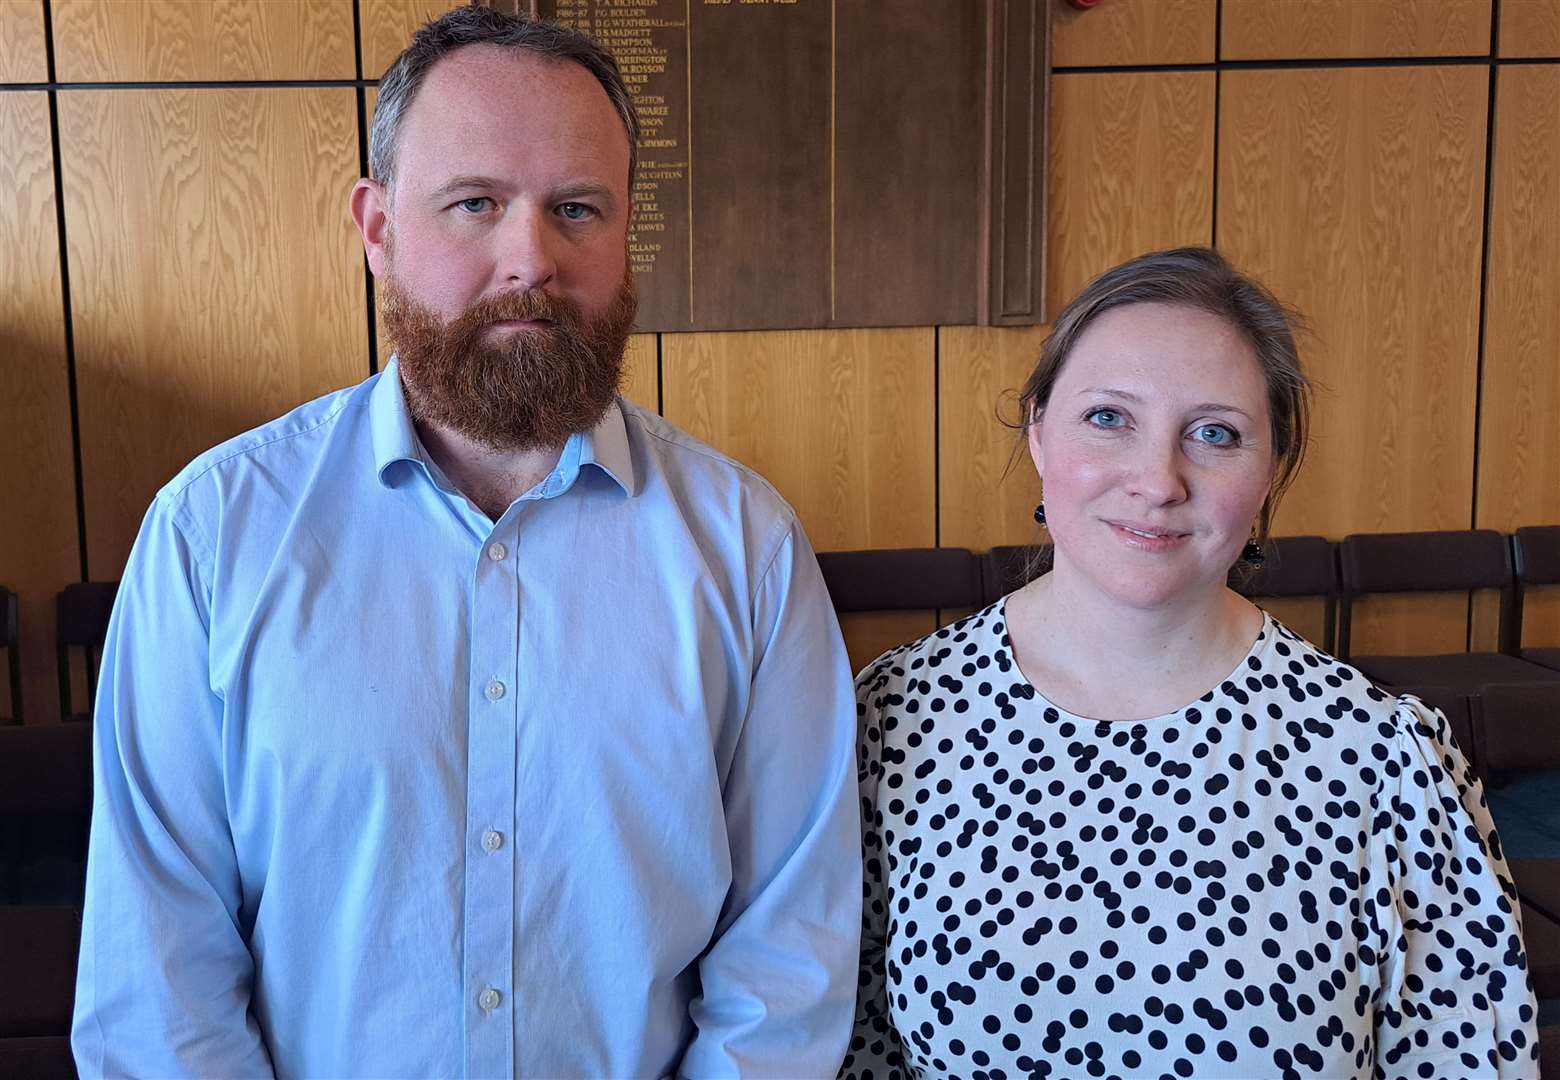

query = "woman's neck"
[[1005, 569, 1264, 722]]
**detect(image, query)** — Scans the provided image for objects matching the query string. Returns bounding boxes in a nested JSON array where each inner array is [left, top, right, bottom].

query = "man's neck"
[[414, 419, 566, 521]]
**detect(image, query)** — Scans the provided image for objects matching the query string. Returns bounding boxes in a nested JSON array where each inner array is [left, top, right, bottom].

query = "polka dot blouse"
[[844, 602, 1538, 1080]]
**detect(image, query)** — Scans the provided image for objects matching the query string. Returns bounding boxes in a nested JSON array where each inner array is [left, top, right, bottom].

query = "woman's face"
[[1028, 302, 1275, 613]]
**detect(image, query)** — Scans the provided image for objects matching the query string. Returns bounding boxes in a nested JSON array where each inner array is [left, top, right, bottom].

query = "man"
[[71, 7, 860, 1077]]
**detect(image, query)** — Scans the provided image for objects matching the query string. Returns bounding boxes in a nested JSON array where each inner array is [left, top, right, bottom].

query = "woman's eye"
[[1192, 423, 1238, 446], [1085, 408, 1125, 429], [456, 197, 492, 214], [558, 202, 593, 221]]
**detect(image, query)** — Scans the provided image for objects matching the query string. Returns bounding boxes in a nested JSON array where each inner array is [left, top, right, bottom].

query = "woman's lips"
[[1106, 520, 1191, 551]]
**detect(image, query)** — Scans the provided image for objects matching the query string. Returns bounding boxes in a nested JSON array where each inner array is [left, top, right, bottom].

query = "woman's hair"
[[1018, 246, 1312, 541]]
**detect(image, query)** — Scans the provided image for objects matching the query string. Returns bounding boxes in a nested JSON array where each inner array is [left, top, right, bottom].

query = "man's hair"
[[370, 3, 640, 192], [1018, 246, 1313, 543]]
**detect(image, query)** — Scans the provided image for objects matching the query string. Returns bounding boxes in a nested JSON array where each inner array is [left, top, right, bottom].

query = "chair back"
[[1229, 536, 1338, 652], [816, 548, 982, 614], [1, 587, 18, 724], [56, 582, 117, 722], [1475, 682, 1560, 775], [980, 545, 1051, 606], [1337, 530, 1514, 656]]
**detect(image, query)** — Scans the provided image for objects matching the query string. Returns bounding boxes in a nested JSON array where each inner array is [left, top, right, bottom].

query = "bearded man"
[[72, 7, 859, 1078]]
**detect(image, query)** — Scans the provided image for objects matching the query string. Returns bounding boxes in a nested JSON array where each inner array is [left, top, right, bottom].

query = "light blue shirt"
[[72, 361, 861, 1079]]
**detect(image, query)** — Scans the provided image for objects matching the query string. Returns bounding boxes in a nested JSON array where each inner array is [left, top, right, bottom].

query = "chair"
[[56, 582, 117, 724], [1228, 535, 1339, 653], [1, 587, 19, 724], [1514, 526, 1560, 673], [0, 906, 81, 1079], [0, 724, 93, 906], [1337, 530, 1560, 693], [978, 544, 1052, 606], [816, 548, 982, 614]]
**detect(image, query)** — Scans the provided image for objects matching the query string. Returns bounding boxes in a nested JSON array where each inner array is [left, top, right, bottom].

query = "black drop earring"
[[1241, 538, 1265, 566], [1033, 503, 1047, 526]]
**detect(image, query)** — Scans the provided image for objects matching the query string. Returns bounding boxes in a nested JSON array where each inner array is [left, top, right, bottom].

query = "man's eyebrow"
[[428, 175, 502, 199]]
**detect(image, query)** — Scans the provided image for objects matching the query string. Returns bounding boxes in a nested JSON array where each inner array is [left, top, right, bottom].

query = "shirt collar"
[[372, 357, 636, 497]]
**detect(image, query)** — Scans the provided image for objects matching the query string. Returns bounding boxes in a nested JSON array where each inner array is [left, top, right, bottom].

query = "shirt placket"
[[463, 524, 519, 1078]]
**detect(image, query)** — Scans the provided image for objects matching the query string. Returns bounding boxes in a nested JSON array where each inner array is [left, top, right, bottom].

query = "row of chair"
[[816, 527, 1560, 699], [0, 582, 115, 725]]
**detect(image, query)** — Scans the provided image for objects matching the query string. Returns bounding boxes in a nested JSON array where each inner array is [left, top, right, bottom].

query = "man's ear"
[[350, 178, 390, 278]]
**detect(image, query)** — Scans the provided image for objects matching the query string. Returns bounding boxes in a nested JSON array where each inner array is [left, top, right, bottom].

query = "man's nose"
[[1125, 438, 1189, 506], [498, 206, 558, 291]]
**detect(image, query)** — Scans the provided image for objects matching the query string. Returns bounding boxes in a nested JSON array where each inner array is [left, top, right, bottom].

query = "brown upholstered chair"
[[1515, 526, 1560, 674], [0, 724, 92, 906], [1, 587, 19, 725], [56, 582, 117, 724], [978, 544, 1052, 607], [1227, 535, 1340, 653], [1337, 530, 1560, 693], [0, 905, 81, 1079], [816, 548, 983, 614]]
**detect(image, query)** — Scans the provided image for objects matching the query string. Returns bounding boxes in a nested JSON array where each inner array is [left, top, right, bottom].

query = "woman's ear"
[[1026, 411, 1044, 480]]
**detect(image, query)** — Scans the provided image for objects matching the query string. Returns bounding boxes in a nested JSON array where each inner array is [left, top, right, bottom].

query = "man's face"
[[353, 44, 636, 450]]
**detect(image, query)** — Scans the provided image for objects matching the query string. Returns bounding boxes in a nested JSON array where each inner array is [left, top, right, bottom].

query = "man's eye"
[[1192, 423, 1238, 446], [558, 202, 594, 221], [1084, 408, 1125, 429], [456, 197, 492, 213]]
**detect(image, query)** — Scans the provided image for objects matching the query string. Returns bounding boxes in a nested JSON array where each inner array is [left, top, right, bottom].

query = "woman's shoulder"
[[855, 599, 1012, 700]]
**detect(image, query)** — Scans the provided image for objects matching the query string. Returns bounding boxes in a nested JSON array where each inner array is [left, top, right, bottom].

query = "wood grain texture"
[[1348, 593, 1476, 657], [1501, 0, 1560, 57], [361, 0, 463, 80], [0, 93, 79, 723], [620, 332, 658, 413], [1221, 0, 1491, 60], [1047, 72, 1215, 315], [1476, 66, 1560, 646], [52, 0, 355, 81], [1259, 598, 1329, 651], [1052, 0, 1215, 67], [60, 88, 368, 577], [840, 611, 936, 677], [938, 323, 1045, 551], [0, 0, 48, 82], [661, 327, 935, 552], [1219, 67, 1487, 545]]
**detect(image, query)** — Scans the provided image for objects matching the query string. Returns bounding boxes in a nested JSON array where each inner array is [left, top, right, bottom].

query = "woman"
[[842, 248, 1537, 1079]]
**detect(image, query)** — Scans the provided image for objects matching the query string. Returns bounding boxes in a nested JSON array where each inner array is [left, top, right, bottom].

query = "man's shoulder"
[[617, 398, 797, 527], [159, 376, 374, 508]]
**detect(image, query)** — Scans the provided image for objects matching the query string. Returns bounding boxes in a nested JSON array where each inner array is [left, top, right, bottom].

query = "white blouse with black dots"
[[844, 603, 1539, 1080]]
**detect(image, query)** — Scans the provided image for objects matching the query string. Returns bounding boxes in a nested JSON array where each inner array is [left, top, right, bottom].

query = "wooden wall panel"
[[1052, 0, 1215, 67], [1221, 0, 1491, 60], [1219, 66, 1487, 654], [361, 0, 462, 80], [1477, 66, 1560, 647], [0, 93, 79, 723], [620, 333, 657, 413], [0, 0, 48, 82], [839, 611, 937, 677], [938, 324, 1045, 551], [661, 328, 935, 552], [1501, 0, 1560, 57], [1046, 72, 1215, 315], [59, 88, 368, 576], [52, 1, 355, 81]]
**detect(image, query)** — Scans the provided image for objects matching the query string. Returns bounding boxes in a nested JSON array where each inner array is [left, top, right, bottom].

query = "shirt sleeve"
[[72, 493, 274, 1078], [679, 521, 862, 1078], [838, 653, 907, 1080], [1372, 695, 1540, 1080]]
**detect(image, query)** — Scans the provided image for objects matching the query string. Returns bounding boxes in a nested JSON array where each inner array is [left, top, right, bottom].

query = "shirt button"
[[481, 830, 504, 852], [478, 987, 502, 1011], [486, 542, 507, 562], [485, 679, 505, 701]]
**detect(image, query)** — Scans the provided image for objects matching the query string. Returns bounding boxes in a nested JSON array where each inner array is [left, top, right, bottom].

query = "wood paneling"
[[840, 611, 937, 678], [661, 328, 935, 552], [1220, 67, 1487, 543], [1501, 0, 1560, 57], [938, 324, 1045, 551], [1259, 597, 1330, 652], [1052, 0, 1215, 67], [51, 0, 354, 82], [0, 0, 48, 83], [361, 0, 461, 80], [1477, 66, 1560, 646], [0, 93, 78, 723], [59, 88, 367, 576], [1349, 594, 1476, 657], [621, 332, 658, 413], [1047, 72, 1215, 315], [1221, 0, 1491, 60]]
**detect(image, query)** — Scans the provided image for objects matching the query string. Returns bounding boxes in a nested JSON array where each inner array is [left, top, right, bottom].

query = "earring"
[[1033, 503, 1046, 526], [1241, 538, 1265, 566]]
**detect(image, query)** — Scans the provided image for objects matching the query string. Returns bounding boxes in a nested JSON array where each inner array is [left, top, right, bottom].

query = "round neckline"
[[992, 595, 1276, 726]]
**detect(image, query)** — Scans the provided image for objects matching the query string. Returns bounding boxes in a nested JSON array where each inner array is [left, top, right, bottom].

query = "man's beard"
[[381, 266, 638, 453]]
